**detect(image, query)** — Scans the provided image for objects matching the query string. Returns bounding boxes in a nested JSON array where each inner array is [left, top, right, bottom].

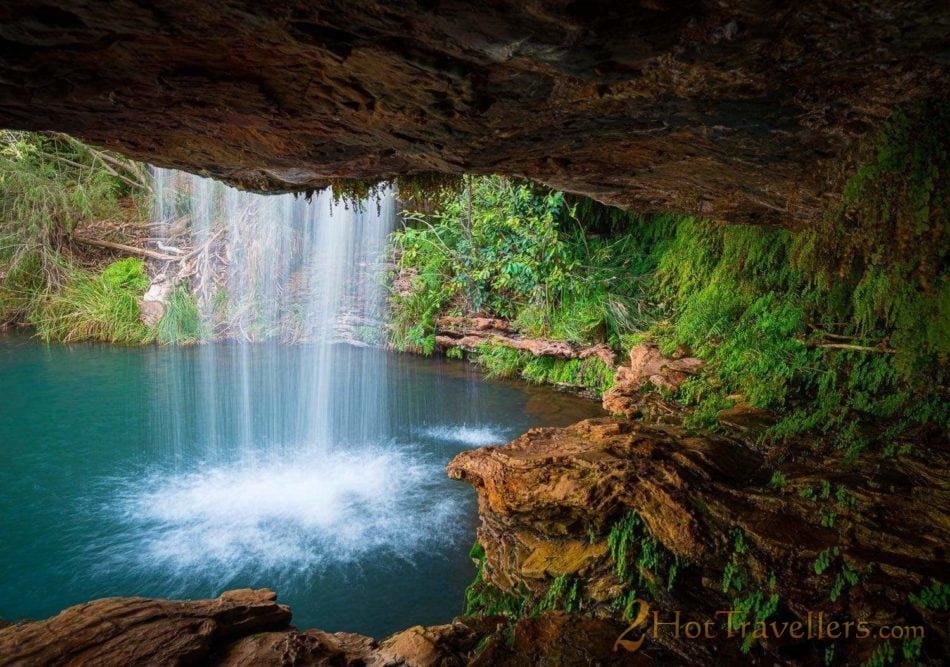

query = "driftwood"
[[72, 235, 179, 261], [434, 316, 616, 367]]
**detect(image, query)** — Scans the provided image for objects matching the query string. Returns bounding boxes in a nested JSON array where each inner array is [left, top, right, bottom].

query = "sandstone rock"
[[471, 612, 652, 666], [0, 588, 292, 666], [435, 319, 616, 372], [373, 619, 487, 667], [448, 418, 950, 662], [518, 535, 608, 579], [602, 344, 704, 417], [218, 629, 375, 666], [138, 299, 165, 327], [0, 594, 501, 667], [716, 403, 777, 434], [0, 3, 944, 225]]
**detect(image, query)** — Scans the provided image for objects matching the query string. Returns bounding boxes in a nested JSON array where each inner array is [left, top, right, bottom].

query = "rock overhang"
[[0, 1, 945, 225]]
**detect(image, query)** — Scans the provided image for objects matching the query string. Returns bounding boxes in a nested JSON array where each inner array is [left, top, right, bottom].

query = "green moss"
[[463, 540, 525, 617], [535, 574, 580, 614], [908, 581, 948, 611], [607, 510, 679, 600], [863, 641, 895, 667]]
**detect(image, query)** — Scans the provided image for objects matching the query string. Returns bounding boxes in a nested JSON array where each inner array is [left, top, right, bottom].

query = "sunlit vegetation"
[[0, 131, 152, 342], [32, 258, 152, 344], [472, 343, 614, 396], [388, 176, 671, 394], [389, 103, 947, 455], [154, 286, 204, 345]]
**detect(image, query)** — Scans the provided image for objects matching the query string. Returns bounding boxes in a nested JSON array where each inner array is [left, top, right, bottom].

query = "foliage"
[[908, 581, 948, 611], [390, 102, 946, 448], [650, 203, 946, 454], [0, 131, 151, 341], [30, 259, 151, 344], [607, 510, 679, 598], [472, 343, 614, 395], [156, 286, 204, 345], [463, 540, 525, 617], [389, 176, 674, 351], [101, 257, 149, 291], [535, 574, 580, 614]]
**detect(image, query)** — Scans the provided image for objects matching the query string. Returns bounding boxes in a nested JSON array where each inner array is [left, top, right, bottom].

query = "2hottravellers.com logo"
[[613, 599, 925, 653]]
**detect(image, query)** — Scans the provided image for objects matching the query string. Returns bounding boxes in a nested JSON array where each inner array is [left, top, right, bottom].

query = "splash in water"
[[418, 424, 510, 447], [108, 446, 462, 585]]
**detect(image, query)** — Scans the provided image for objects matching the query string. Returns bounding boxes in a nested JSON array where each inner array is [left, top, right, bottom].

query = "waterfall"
[[149, 169, 395, 454], [129, 170, 464, 583]]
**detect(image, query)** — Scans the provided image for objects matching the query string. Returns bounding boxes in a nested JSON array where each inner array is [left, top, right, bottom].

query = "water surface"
[[0, 334, 601, 636]]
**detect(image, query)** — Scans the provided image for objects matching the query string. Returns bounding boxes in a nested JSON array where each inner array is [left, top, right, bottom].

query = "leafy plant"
[[0, 131, 151, 340]]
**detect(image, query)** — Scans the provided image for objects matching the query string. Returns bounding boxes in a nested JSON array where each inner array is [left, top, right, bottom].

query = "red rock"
[[448, 417, 950, 663], [0, 2, 944, 225], [0, 589, 291, 666], [603, 344, 704, 416]]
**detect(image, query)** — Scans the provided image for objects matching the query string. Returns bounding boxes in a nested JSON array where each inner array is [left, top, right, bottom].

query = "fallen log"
[[71, 235, 179, 262], [434, 316, 616, 367]]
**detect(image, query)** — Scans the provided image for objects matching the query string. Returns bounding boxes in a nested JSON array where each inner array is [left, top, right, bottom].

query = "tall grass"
[[0, 131, 152, 340], [30, 259, 152, 344], [155, 287, 205, 345]]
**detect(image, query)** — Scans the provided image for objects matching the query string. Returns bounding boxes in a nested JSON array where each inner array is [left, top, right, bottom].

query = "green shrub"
[[389, 177, 674, 355], [30, 260, 151, 344], [156, 286, 204, 345], [0, 131, 150, 336], [101, 257, 149, 291]]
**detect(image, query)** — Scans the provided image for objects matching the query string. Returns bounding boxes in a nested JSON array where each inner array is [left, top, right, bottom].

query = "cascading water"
[[150, 168, 394, 451], [123, 170, 462, 585]]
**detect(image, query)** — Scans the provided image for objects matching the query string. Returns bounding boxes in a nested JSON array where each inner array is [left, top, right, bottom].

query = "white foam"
[[419, 425, 509, 447], [109, 446, 462, 581]]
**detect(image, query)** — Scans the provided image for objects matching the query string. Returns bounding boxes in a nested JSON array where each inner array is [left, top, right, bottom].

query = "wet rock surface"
[[0, 2, 945, 225]]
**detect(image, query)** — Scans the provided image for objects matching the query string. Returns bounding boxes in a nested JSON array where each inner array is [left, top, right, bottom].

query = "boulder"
[[448, 418, 950, 662], [0, 589, 292, 666], [138, 299, 165, 327], [602, 344, 704, 417]]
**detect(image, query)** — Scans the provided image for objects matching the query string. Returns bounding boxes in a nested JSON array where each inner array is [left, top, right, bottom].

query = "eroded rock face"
[[435, 315, 617, 370], [602, 343, 703, 418], [448, 418, 950, 662], [0, 588, 292, 666], [0, 2, 945, 225], [0, 593, 634, 666]]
